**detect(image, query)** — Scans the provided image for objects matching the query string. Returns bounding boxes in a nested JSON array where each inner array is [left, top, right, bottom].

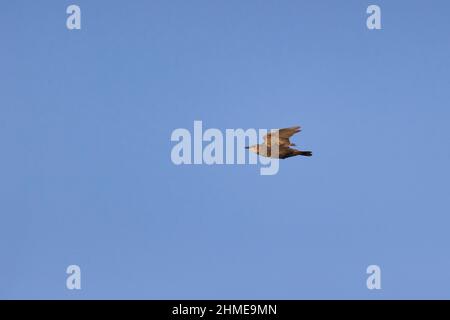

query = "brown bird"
[[245, 126, 312, 159]]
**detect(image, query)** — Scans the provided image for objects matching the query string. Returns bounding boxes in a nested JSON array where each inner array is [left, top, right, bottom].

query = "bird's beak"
[[245, 146, 249, 149]]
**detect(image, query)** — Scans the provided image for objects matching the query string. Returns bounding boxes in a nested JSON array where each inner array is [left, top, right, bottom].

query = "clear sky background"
[[1, 0, 450, 299]]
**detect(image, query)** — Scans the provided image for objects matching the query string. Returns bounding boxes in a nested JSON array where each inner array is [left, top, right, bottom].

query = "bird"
[[245, 126, 312, 159]]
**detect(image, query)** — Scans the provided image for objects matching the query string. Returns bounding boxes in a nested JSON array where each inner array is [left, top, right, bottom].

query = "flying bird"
[[246, 126, 312, 159]]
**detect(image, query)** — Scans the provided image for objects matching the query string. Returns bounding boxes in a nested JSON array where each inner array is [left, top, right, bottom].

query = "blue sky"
[[1, 0, 450, 299]]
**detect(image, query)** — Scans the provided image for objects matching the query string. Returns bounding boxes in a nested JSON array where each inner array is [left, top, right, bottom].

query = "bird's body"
[[247, 126, 312, 159]]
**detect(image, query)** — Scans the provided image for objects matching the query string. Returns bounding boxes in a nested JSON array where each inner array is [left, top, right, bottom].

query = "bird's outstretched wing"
[[263, 126, 301, 147]]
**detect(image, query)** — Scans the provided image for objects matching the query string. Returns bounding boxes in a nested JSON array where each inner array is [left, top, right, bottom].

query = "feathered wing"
[[263, 126, 301, 147]]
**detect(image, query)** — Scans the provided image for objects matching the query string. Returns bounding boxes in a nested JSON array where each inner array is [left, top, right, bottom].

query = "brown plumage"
[[246, 126, 312, 159]]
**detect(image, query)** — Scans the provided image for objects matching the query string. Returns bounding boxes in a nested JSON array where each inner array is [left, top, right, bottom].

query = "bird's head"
[[245, 145, 259, 153]]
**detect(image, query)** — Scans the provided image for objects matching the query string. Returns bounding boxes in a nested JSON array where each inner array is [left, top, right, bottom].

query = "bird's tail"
[[296, 150, 312, 157]]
